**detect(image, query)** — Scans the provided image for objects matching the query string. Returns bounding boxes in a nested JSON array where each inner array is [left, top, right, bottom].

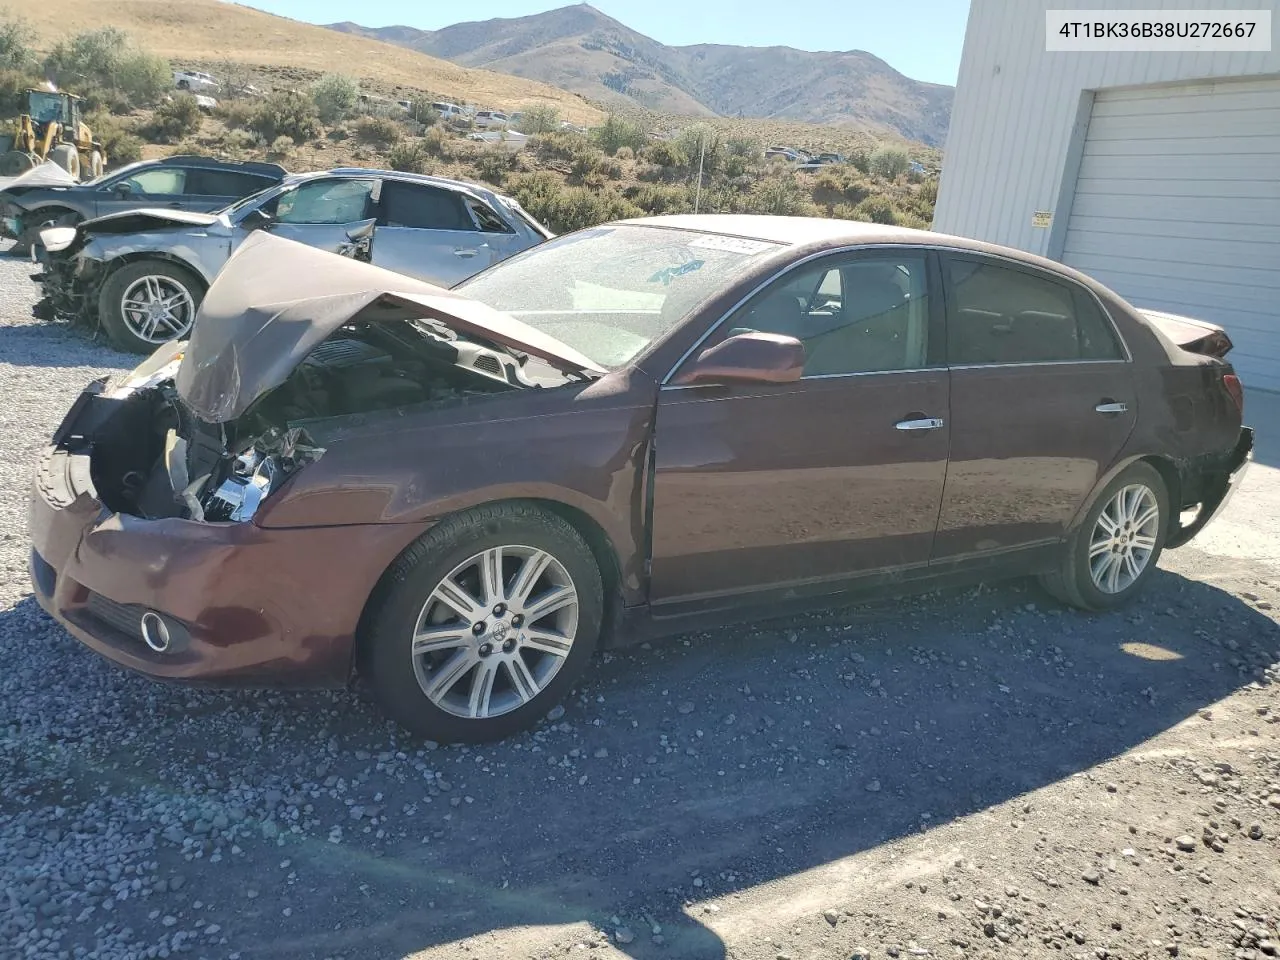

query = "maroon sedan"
[[29, 217, 1253, 743]]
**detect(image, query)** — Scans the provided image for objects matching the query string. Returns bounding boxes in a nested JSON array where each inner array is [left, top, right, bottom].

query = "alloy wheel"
[[120, 275, 196, 343], [410, 545, 579, 719], [1089, 483, 1160, 594]]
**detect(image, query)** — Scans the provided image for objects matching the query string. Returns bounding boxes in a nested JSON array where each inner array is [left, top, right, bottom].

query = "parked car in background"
[[1, 155, 287, 254], [35, 168, 553, 352], [173, 70, 218, 93], [473, 110, 510, 130], [28, 215, 1252, 744], [431, 102, 467, 122], [765, 146, 804, 162], [909, 161, 927, 175]]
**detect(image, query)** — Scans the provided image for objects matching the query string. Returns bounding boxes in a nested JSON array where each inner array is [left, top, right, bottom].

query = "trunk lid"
[[1138, 307, 1234, 359], [175, 230, 605, 423]]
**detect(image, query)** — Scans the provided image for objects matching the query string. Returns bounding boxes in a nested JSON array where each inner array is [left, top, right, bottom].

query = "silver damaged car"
[[35, 168, 553, 353]]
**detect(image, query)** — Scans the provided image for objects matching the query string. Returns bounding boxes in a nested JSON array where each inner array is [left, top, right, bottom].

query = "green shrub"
[[869, 146, 910, 180], [407, 98, 438, 125], [918, 178, 939, 205], [87, 110, 143, 167], [0, 15, 35, 71], [249, 90, 321, 144], [473, 148, 512, 185], [624, 182, 693, 215], [311, 73, 359, 124], [115, 52, 169, 107], [641, 139, 688, 171], [0, 69, 39, 115], [388, 139, 430, 173], [852, 194, 898, 224], [749, 174, 813, 216], [517, 104, 560, 135], [354, 115, 401, 147], [592, 112, 649, 155], [216, 99, 256, 130], [507, 171, 642, 233], [422, 126, 451, 159], [569, 147, 607, 181], [532, 130, 592, 163], [848, 150, 871, 175], [43, 28, 166, 108], [614, 145, 634, 162], [675, 124, 724, 176], [268, 135, 293, 157], [148, 92, 203, 143]]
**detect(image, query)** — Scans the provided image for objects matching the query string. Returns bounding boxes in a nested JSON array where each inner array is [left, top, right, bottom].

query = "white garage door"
[[1061, 77, 1280, 392]]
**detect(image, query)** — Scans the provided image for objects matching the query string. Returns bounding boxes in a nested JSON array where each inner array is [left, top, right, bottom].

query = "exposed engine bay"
[[84, 318, 537, 523]]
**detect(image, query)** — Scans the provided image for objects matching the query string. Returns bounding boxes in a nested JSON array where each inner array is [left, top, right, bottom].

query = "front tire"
[[1040, 462, 1168, 611], [364, 502, 604, 744], [98, 260, 204, 353]]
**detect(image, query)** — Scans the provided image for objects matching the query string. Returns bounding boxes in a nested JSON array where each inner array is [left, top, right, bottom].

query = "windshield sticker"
[[688, 235, 776, 255], [648, 259, 705, 286]]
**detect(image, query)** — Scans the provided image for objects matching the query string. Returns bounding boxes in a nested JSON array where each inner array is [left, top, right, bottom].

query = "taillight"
[[1222, 373, 1244, 415]]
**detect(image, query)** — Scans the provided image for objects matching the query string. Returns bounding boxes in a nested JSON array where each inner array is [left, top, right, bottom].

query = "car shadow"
[[8, 566, 1277, 959], [0, 310, 135, 370]]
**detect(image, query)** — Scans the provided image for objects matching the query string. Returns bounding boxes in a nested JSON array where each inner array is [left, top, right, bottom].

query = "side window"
[[378, 182, 475, 231], [947, 259, 1123, 365], [124, 168, 186, 196], [187, 169, 274, 198], [466, 198, 514, 234], [271, 179, 375, 225], [721, 253, 933, 376]]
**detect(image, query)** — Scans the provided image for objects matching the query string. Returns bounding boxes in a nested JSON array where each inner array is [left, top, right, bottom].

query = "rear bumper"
[[1166, 426, 1254, 549]]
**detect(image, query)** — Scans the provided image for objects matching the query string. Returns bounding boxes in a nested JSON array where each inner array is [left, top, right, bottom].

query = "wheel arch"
[[349, 496, 627, 681], [99, 252, 211, 291], [1066, 453, 1181, 541]]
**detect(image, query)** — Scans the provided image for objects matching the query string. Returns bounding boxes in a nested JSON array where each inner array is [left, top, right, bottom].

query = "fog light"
[[140, 611, 172, 653]]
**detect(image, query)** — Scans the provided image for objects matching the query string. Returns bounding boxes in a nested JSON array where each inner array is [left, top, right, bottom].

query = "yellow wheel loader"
[[0, 89, 106, 181]]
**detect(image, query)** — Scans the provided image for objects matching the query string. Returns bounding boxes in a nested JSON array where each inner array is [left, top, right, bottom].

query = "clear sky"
[[239, 0, 972, 86]]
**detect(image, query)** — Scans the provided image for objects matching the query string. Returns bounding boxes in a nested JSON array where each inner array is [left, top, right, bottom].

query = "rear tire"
[[1039, 462, 1168, 611], [98, 260, 204, 353], [90, 150, 104, 179], [363, 502, 604, 744]]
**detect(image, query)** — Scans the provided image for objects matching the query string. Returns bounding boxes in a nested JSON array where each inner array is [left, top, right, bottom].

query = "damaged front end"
[[33, 222, 105, 326]]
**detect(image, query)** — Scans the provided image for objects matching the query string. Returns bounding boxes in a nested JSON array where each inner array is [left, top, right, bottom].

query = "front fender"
[[253, 390, 657, 603]]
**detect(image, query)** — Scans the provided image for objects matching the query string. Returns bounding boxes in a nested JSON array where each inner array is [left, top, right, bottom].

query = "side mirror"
[[345, 217, 376, 241], [239, 207, 272, 232], [113, 182, 133, 198], [672, 331, 805, 387]]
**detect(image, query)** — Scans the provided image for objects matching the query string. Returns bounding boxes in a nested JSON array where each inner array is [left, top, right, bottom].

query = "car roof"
[[310, 167, 511, 202], [612, 214, 1100, 285]]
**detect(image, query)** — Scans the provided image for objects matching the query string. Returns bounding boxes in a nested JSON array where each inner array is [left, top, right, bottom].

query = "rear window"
[[946, 258, 1124, 365]]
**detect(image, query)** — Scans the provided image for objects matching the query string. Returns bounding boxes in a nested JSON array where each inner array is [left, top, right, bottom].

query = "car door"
[[932, 253, 1136, 560], [256, 177, 378, 255], [182, 168, 275, 213], [93, 166, 190, 217], [369, 180, 497, 287], [648, 249, 950, 610]]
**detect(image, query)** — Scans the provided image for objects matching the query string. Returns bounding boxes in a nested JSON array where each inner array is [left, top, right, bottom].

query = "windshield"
[[456, 224, 782, 369], [28, 92, 64, 124]]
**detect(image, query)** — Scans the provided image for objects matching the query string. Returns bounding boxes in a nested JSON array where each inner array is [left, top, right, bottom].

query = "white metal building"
[[933, 0, 1280, 391]]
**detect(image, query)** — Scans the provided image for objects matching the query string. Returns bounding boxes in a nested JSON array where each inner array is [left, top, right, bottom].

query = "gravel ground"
[[1, 245, 1278, 960]]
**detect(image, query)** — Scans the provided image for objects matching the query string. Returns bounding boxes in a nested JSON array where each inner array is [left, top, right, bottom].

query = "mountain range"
[[329, 4, 953, 145]]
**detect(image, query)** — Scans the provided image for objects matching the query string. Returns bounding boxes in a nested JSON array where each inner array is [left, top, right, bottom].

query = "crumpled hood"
[[0, 160, 78, 194], [81, 207, 223, 233], [175, 230, 605, 423]]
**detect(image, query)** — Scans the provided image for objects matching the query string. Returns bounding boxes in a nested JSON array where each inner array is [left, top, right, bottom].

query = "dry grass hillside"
[[16, 0, 604, 123]]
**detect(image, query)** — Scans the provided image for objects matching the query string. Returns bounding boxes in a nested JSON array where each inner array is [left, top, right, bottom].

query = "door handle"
[[895, 417, 945, 431], [453, 247, 480, 258], [1095, 401, 1129, 415]]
